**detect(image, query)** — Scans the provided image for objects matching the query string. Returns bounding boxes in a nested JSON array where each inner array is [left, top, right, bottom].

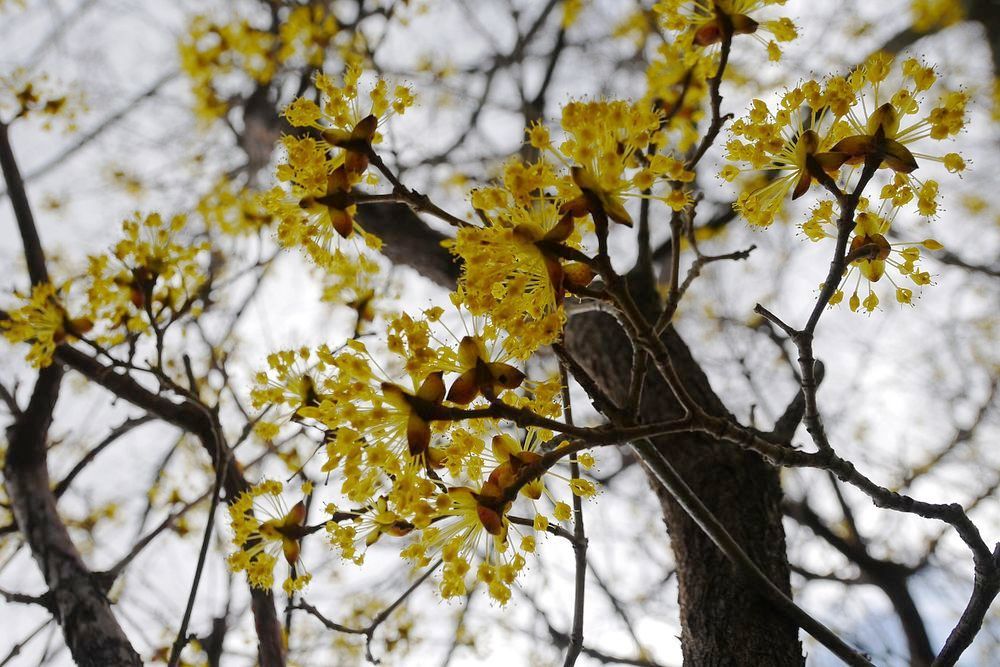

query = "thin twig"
[[0, 121, 49, 285], [167, 418, 230, 667], [561, 364, 588, 667], [292, 560, 441, 664], [53, 415, 154, 497]]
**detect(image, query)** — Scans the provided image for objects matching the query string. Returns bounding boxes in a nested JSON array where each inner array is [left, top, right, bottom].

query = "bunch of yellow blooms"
[[724, 54, 967, 311], [3, 212, 209, 363], [803, 200, 942, 312], [241, 310, 596, 603], [250, 346, 338, 439], [266, 64, 414, 268], [531, 99, 696, 220], [642, 41, 711, 152], [727, 55, 967, 227], [178, 5, 339, 121], [319, 249, 382, 332], [83, 212, 210, 344], [1, 283, 91, 368], [227, 480, 313, 594], [654, 0, 797, 62], [451, 99, 696, 357], [450, 162, 582, 358], [723, 78, 849, 227], [196, 177, 275, 237], [178, 16, 277, 120]]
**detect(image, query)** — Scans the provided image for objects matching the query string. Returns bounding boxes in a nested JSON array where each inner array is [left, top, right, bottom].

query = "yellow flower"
[[379, 372, 447, 461], [326, 496, 415, 565], [178, 15, 276, 121], [268, 140, 372, 267], [277, 5, 338, 67], [729, 57, 967, 229], [1, 282, 92, 368], [403, 482, 528, 604], [726, 84, 842, 227], [282, 66, 414, 158], [641, 42, 710, 151], [569, 478, 597, 497], [440, 335, 525, 405], [526, 122, 551, 150], [250, 346, 336, 432], [268, 66, 414, 266], [82, 212, 209, 345], [248, 323, 571, 604], [196, 177, 274, 236], [548, 100, 693, 225], [806, 201, 941, 313], [227, 480, 312, 593], [320, 250, 383, 330], [816, 55, 967, 180], [654, 0, 797, 61], [452, 180, 580, 358], [562, 0, 585, 27], [296, 332, 455, 485]]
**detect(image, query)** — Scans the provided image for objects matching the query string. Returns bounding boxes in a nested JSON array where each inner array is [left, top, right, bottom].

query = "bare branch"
[[292, 561, 441, 664]]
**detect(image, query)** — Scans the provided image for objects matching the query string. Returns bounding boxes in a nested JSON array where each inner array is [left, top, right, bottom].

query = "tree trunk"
[[565, 308, 803, 667], [5, 365, 143, 667]]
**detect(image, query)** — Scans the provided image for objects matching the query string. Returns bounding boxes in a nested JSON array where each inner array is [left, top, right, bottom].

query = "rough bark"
[[564, 311, 802, 667], [5, 365, 143, 667], [358, 202, 460, 288], [357, 205, 803, 665]]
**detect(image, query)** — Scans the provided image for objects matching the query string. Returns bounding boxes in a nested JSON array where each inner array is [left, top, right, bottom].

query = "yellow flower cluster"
[[266, 64, 414, 268], [178, 6, 339, 121], [642, 42, 711, 152], [249, 311, 596, 603], [724, 54, 966, 312], [196, 177, 274, 237], [278, 5, 339, 67], [803, 200, 941, 312], [451, 164, 579, 358], [825, 55, 968, 180], [3, 213, 208, 364], [227, 480, 313, 594], [724, 79, 849, 228], [654, 0, 797, 62], [452, 100, 695, 355], [83, 212, 210, 345], [250, 346, 337, 438], [319, 250, 382, 332], [178, 16, 276, 120], [532, 99, 696, 220], [1, 283, 91, 368]]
